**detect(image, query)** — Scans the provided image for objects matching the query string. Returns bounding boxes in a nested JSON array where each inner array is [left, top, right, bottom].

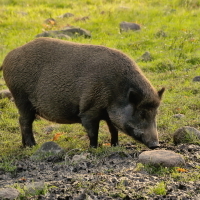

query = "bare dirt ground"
[[0, 143, 200, 200]]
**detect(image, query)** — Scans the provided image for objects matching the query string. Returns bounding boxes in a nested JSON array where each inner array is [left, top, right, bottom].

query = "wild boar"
[[2, 37, 165, 149]]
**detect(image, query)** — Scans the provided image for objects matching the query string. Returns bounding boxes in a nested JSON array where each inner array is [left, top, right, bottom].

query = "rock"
[[35, 26, 91, 39], [62, 26, 91, 38], [74, 16, 90, 22], [24, 181, 45, 195], [44, 18, 56, 25], [37, 141, 63, 153], [30, 141, 64, 161], [59, 12, 74, 18], [140, 51, 152, 62], [192, 76, 200, 82], [55, 34, 71, 40], [0, 89, 12, 99], [138, 150, 185, 167], [0, 188, 20, 200], [43, 125, 60, 134], [194, 194, 200, 200], [72, 153, 90, 163], [74, 193, 86, 200], [173, 114, 185, 119], [107, 151, 130, 160], [36, 30, 72, 40], [120, 21, 141, 32], [155, 30, 167, 37], [173, 126, 200, 145]]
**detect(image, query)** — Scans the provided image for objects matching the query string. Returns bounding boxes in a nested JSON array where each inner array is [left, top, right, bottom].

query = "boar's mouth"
[[124, 123, 160, 149]]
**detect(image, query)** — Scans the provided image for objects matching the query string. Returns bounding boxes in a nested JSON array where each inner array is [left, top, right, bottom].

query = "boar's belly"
[[35, 104, 81, 124]]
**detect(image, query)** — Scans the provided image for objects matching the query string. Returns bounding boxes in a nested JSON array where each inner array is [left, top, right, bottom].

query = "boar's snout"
[[142, 127, 160, 149], [147, 141, 160, 149]]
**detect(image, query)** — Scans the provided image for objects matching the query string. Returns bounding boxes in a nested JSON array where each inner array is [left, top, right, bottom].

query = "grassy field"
[[0, 0, 200, 159]]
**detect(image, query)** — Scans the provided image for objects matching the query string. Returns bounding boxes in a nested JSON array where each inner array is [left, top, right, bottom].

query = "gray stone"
[[43, 125, 60, 134], [74, 16, 89, 22], [24, 181, 45, 195], [141, 51, 152, 62], [173, 114, 185, 119], [30, 141, 64, 160], [36, 26, 91, 39], [55, 34, 71, 40], [0, 188, 19, 200], [193, 76, 200, 82], [194, 194, 200, 200], [60, 12, 74, 18], [74, 193, 86, 200], [120, 21, 141, 32], [155, 30, 167, 37], [138, 150, 185, 167], [0, 89, 12, 99], [44, 18, 56, 24], [62, 26, 91, 38], [173, 126, 200, 145], [37, 141, 63, 152], [72, 153, 90, 163]]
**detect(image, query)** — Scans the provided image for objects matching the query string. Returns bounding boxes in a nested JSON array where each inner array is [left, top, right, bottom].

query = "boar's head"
[[108, 87, 165, 149]]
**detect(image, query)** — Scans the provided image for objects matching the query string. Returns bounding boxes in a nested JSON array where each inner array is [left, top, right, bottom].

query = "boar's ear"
[[128, 89, 143, 106], [158, 87, 165, 99]]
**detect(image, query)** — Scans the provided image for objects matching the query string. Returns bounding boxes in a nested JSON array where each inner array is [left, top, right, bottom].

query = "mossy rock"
[[173, 126, 200, 145]]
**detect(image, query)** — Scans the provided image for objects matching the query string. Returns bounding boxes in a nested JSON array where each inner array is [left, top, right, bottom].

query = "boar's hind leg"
[[106, 120, 118, 146], [17, 101, 36, 147], [81, 116, 100, 148]]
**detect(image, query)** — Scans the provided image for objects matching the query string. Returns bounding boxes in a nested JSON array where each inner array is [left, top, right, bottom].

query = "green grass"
[[0, 0, 200, 158], [149, 181, 167, 195]]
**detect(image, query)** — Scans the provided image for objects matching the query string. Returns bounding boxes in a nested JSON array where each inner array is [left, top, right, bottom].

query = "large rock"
[[36, 26, 91, 39], [138, 150, 185, 167], [173, 126, 200, 145], [120, 21, 141, 32], [0, 188, 19, 200], [30, 141, 64, 161]]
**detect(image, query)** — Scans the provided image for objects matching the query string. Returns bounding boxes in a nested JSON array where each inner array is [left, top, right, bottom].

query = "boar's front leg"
[[106, 119, 118, 146], [81, 116, 100, 148]]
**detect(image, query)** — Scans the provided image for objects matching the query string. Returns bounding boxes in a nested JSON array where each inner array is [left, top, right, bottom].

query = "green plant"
[[12, 181, 49, 199], [138, 163, 175, 176], [0, 157, 16, 172], [149, 181, 167, 195]]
